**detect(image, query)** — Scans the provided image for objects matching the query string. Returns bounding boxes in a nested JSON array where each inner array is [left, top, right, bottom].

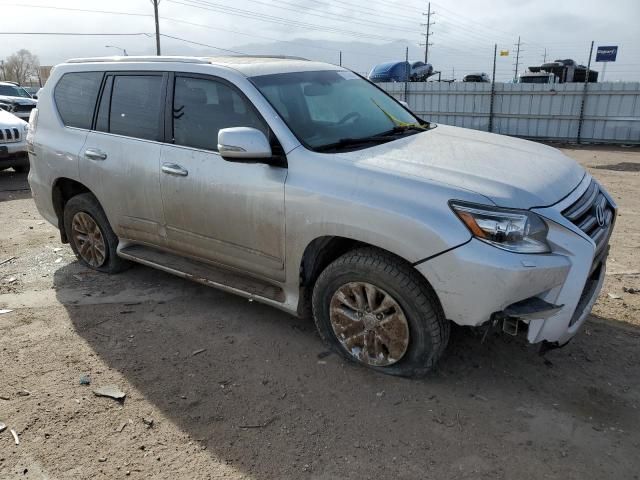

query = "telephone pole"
[[513, 36, 522, 82], [542, 48, 547, 63], [420, 2, 435, 64], [151, 0, 161, 55]]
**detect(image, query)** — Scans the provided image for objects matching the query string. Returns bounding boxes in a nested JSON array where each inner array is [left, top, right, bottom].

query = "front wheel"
[[312, 248, 450, 377]]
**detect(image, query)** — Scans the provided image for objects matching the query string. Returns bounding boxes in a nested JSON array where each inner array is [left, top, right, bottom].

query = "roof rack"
[[66, 56, 210, 64], [65, 55, 310, 65]]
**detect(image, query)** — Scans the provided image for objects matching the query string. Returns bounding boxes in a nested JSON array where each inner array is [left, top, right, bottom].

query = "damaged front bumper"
[[417, 175, 615, 346]]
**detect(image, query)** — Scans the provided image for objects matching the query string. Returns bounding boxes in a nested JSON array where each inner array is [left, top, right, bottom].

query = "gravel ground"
[[0, 145, 639, 480]]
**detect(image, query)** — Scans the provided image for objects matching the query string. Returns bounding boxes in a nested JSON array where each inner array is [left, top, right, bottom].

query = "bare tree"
[[3, 49, 40, 85]]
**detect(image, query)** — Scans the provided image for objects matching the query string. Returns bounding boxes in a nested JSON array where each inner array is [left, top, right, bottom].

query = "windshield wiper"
[[314, 135, 397, 152], [375, 124, 426, 136]]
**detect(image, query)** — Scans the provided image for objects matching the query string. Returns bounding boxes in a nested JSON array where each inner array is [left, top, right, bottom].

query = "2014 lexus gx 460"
[[27, 56, 616, 376]]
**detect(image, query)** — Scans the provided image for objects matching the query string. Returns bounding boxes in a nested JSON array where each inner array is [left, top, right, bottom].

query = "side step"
[[118, 244, 285, 303]]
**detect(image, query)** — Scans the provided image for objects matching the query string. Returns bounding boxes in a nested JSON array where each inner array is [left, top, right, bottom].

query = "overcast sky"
[[1, 0, 638, 81]]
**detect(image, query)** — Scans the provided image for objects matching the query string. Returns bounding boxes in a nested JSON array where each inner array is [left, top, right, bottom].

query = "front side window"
[[54, 72, 103, 129], [172, 76, 267, 151], [250, 70, 425, 151]]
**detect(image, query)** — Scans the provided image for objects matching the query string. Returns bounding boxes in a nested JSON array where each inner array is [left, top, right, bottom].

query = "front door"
[[159, 74, 287, 281], [80, 73, 167, 246]]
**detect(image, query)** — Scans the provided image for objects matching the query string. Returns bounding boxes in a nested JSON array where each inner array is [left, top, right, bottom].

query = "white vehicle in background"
[[520, 71, 559, 84], [0, 81, 38, 121], [0, 108, 29, 173]]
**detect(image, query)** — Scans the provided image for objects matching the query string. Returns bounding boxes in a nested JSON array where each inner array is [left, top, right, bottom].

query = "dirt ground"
[[0, 146, 639, 480]]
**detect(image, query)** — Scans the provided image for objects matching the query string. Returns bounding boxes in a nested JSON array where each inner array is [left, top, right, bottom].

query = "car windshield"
[[0, 85, 31, 98], [250, 70, 427, 151]]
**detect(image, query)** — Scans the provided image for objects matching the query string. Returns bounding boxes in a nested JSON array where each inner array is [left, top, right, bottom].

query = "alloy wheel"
[[329, 282, 410, 366]]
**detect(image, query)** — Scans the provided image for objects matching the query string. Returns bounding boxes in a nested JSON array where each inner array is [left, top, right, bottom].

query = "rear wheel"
[[312, 248, 449, 377], [63, 193, 130, 273]]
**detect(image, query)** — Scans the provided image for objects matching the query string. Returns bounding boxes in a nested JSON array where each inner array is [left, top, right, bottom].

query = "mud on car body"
[[28, 56, 615, 376]]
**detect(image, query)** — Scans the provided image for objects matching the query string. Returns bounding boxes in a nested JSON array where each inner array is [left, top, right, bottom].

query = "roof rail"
[[234, 55, 309, 61], [65, 56, 210, 64], [65, 55, 310, 65]]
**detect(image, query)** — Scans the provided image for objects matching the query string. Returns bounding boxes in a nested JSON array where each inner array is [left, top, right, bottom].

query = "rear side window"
[[96, 74, 165, 141], [54, 72, 102, 129]]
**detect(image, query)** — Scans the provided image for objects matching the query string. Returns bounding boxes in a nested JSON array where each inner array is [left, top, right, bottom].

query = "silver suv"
[[28, 56, 616, 376]]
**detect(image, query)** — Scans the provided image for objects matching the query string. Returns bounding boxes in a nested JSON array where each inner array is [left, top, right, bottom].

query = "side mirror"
[[218, 127, 272, 160]]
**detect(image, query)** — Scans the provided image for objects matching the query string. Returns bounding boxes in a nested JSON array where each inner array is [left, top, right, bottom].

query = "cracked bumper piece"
[[417, 227, 606, 345]]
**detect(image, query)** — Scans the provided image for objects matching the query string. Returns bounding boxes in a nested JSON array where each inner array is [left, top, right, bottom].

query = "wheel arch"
[[296, 235, 444, 318], [51, 177, 92, 243]]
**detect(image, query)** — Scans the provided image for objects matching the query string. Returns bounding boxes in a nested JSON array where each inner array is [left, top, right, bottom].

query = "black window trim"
[[92, 70, 168, 143], [54, 71, 105, 131], [167, 72, 287, 166]]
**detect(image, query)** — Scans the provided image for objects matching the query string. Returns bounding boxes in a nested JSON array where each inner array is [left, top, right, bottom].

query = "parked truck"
[[520, 59, 598, 84]]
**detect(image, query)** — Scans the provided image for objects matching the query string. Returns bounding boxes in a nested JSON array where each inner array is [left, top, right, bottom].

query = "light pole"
[[105, 45, 128, 56]]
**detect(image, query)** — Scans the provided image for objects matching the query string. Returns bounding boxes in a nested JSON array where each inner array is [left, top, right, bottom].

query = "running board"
[[118, 244, 285, 303]]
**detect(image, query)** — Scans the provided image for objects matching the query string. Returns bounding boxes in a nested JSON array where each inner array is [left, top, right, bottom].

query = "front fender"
[[283, 147, 487, 284]]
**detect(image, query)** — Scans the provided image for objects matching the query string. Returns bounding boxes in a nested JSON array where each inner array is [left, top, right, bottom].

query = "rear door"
[[80, 72, 167, 246]]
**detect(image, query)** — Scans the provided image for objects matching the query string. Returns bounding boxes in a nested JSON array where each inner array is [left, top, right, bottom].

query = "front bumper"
[[417, 175, 615, 345], [0, 139, 28, 168]]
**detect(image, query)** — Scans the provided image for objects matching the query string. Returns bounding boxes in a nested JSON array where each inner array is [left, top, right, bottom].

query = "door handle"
[[162, 163, 189, 177], [84, 148, 107, 161]]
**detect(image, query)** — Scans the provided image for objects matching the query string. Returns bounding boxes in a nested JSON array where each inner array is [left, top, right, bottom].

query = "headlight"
[[450, 201, 550, 253]]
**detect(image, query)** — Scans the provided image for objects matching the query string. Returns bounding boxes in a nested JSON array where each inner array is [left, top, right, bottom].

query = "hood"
[[0, 95, 37, 106], [342, 124, 585, 209], [0, 108, 28, 127]]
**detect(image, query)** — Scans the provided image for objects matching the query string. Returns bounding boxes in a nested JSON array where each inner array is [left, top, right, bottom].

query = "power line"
[[0, 32, 150, 36], [0, 2, 389, 60], [167, 0, 408, 42], [159, 33, 244, 54]]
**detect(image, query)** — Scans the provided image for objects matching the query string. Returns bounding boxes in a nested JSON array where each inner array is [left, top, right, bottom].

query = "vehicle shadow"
[[53, 260, 640, 478], [0, 168, 31, 202]]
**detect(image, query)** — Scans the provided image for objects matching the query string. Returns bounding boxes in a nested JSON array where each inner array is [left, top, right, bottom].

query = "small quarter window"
[[54, 72, 103, 129]]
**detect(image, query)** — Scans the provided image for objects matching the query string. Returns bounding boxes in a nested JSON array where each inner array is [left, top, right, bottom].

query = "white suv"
[[0, 108, 29, 173], [28, 56, 616, 376]]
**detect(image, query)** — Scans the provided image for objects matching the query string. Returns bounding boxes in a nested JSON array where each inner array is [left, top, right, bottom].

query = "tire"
[[13, 165, 29, 174], [63, 193, 131, 273], [312, 247, 449, 377]]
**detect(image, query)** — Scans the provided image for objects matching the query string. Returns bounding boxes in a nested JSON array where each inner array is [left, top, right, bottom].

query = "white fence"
[[379, 81, 640, 144]]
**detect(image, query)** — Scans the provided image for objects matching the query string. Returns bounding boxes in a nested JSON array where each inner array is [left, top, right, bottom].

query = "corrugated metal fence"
[[379, 81, 640, 144]]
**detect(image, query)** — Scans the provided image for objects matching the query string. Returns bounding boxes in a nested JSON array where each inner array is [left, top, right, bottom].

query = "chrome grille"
[[0, 127, 21, 143], [563, 180, 614, 256], [14, 104, 35, 113]]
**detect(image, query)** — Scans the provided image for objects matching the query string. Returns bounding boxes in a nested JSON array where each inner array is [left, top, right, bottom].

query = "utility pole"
[[151, 0, 161, 55], [542, 48, 547, 63], [577, 41, 594, 144], [420, 2, 434, 64], [404, 46, 409, 101], [513, 36, 522, 82], [339, 50, 342, 67], [489, 44, 497, 133]]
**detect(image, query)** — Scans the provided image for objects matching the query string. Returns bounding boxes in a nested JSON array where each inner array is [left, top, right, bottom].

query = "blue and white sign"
[[596, 46, 618, 62]]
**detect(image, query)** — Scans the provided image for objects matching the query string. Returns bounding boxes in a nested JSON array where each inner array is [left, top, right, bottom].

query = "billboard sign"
[[596, 46, 618, 62]]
